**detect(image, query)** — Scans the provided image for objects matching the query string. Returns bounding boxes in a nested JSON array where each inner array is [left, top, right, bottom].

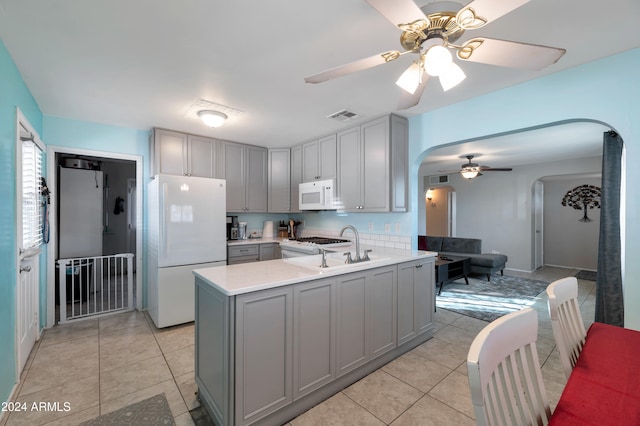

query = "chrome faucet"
[[339, 225, 361, 262]]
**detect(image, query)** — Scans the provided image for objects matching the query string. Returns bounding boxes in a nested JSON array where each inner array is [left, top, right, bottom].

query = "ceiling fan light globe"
[[424, 45, 452, 77], [198, 110, 227, 128], [395, 62, 422, 94], [460, 169, 479, 179], [439, 62, 466, 91]]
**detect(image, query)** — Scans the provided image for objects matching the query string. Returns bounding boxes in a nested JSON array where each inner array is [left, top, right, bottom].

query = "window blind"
[[22, 140, 44, 249]]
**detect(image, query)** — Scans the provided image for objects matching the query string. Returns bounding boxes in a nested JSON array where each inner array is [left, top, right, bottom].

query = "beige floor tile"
[[19, 351, 99, 397], [174, 411, 196, 426], [6, 375, 98, 426], [100, 354, 173, 403], [411, 337, 468, 370], [99, 379, 189, 419], [382, 350, 451, 393], [175, 372, 200, 410], [39, 319, 99, 347], [99, 310, 148, 332], [31, 335, 98, 367], [343, 369, 423, 424], [390, 395, 475, 426], [434, 324, 480, 348], [291, 392, 385, 426], [165, 345, 195, 377], [450, 315, 490, 335], [98, 322, 153, 348], [99, 333, 162, 372], [428, 370, 474, 419], [153, 324, 195, 354], [40, 406, 100, 426]]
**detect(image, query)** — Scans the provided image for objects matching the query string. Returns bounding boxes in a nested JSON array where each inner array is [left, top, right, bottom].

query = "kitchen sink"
[[284, 251, 390, 272]]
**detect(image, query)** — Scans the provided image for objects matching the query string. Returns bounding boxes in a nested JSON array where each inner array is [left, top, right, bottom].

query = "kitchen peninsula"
[[193, 247, 436, 426]]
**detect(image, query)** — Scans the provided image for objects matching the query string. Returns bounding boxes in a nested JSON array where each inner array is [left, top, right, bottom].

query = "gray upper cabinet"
[[268, 148, 291, 213], [290, 145, 302, 213], [390, 114, 409, 212], [150, 128, 216, 177], [220, 141, 267, 212], [188, 135, 217, 178], [337, 115, 407, 212], [302, 134, 337, 182]]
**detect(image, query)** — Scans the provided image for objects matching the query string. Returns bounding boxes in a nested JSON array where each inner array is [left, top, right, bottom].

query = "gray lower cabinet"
[[397, 259, 434, 345], [336, 266, 396, 377], [195, 258, 433, 426], [293, 278, 336, 399], [235, 287, 293, 425], [228, 243, 281, 264], [228, 244, 260, 265]]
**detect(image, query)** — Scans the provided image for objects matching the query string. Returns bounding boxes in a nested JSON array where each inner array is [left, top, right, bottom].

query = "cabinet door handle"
[[20, 266, 32, 273], [415, 263, 424, 269]]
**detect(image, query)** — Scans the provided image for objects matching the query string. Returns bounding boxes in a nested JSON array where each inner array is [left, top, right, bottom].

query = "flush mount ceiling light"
[[198, 110, 227, 128], [305, 0, 566, 110]]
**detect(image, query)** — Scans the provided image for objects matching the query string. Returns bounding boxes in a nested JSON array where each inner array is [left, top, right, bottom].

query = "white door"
[[16, 110, 43, 375], [127, 178, 136, 259], [17, 257, 39, 372], [534, 181, 544, 269]]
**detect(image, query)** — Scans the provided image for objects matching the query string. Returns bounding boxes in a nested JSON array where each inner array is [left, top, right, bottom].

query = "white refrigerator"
[[147, 175, 227, 327]]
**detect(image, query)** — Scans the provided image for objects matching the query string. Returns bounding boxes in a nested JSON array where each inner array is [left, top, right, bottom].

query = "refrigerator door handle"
[[160, 183, 168, 260]]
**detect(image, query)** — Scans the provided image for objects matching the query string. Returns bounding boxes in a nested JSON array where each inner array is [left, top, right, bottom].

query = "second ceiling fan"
[[305, 0, 566, 109], [442, 155, 513, 179]]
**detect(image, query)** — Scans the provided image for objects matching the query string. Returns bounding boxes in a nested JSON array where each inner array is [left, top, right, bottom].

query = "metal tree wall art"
[[561, 184, 601, 222]]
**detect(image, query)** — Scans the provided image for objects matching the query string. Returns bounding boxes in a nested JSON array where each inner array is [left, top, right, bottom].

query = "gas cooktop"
[[291, 237, 351, 245]]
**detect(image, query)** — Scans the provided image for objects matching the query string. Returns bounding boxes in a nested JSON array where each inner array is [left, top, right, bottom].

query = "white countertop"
[[194, 246, 437, 296], [227, 237, 286, 246]]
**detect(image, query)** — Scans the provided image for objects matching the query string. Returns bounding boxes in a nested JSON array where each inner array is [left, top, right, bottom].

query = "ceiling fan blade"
[[365, 0, 429, 30], [480, 167, 513, 171], [397, 70, 429, 110], [457, 38, 566, 70], [304, 51, 402, 84], [456, 0, 530, 29]]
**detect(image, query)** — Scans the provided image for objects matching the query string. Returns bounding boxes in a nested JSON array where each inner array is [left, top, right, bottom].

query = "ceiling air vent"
[[327, 109, 360, 122], [428, 175, 450, 185]]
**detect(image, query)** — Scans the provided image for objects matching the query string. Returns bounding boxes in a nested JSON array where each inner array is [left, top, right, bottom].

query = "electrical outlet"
[[368, 222, 374, 231], [384, 224, 390, 233], [492, 249, 499, 254], [395, 223, 401, 233]]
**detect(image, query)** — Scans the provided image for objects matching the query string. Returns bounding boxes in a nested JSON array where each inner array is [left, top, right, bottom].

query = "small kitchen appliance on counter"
[[262, 221, 274, 238], [238, 221, 247, 240], [279, 236, 352, 257], [227, 215, 238, 240]]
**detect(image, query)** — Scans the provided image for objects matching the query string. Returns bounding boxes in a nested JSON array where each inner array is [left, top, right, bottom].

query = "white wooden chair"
[[467, 308, 551, 426], [546, 276, 587, 379]]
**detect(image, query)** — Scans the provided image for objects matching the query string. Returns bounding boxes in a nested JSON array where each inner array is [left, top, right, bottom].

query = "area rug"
[[436, 274, 549, 322], [80, 394, 175, 426], [575, 270, 597, 281]]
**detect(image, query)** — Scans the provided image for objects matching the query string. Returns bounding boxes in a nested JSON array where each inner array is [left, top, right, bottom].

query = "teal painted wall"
[[407, 48, 639, 328], [0, 40, 44, 404], [42, 116, 149, 305]]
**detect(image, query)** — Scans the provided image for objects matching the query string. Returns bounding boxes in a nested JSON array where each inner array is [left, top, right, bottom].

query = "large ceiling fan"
[[443, 155, 513, 179], [304, 0, 566, 109]]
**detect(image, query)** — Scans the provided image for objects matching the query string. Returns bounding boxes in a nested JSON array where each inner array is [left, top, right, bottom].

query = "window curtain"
[[595, 130, 623, 326]]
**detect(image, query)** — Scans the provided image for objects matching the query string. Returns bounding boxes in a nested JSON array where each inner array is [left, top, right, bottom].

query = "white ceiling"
[[0, 0, 638, 164]]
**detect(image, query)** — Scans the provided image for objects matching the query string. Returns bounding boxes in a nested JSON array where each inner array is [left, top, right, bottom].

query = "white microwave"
[[299, 179, 337, 210]]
